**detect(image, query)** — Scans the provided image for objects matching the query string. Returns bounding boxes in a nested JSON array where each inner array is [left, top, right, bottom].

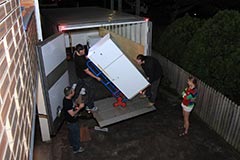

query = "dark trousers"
[[67, 122, 80, 151], [146, 78, 161, 103], [75, 77, 96, 109]]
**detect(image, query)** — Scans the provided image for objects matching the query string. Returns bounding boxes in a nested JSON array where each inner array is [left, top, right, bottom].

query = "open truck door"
[[36, 33, 69, 141]]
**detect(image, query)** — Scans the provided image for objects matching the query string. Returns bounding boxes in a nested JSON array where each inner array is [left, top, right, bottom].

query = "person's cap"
[[64, 86, 72, 96]]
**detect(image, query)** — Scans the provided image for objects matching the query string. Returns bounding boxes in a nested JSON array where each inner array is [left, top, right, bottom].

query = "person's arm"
[[145, 67, 154, 83], [143, 60, 154, 83], [184, 91, 197, 100], [185, 94, 194, 100], [182, 88, 187, 98], [84, 68, 101, 81], [188, 89, 198, 101], [67, 103, 84, 117]]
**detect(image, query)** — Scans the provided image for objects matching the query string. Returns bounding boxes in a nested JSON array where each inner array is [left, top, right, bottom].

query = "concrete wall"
[[0, 0, 38, 159]]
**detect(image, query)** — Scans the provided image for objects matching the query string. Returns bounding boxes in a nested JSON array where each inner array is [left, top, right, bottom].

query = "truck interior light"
[[144, 17, 149, 22], [58, 25, 65, 32]]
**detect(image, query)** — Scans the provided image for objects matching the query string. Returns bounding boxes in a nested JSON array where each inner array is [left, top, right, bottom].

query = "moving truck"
[[36, 7, 154, 141]]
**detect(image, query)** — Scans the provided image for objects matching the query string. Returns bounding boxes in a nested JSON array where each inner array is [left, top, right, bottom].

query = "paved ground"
[[33, 82, 240, 160]]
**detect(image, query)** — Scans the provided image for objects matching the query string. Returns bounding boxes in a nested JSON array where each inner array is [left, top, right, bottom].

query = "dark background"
[[39, 0, 240, 23]]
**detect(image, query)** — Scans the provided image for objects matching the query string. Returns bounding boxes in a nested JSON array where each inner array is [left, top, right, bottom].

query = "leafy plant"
[[153, 14, 204, 64], [183, 10, 240, 104], [154, 10, 240, 104]]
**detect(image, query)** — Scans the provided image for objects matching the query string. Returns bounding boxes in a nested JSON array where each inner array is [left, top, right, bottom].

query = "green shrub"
[[183, 10, 240, 104], [154, 10, 240, 104], [153, 14, 204, 65]]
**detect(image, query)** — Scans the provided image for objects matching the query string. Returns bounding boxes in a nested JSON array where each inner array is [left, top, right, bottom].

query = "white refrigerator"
[[88, 34, 149, 99]]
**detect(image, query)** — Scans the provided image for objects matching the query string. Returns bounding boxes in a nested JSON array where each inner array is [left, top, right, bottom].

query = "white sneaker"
[[147, 102, 154, 107], [139, 94, 147, 98], [73, 147, 85, 154], [85, 106, 91, 111], [86, 106, 98, 112], [90, 106, 98, 112]]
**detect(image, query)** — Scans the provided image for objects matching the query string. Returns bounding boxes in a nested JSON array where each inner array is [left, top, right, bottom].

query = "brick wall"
[[0, 0, 38, 159]]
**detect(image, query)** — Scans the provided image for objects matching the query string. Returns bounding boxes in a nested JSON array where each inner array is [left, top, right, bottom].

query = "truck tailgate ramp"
[[93, 96, 156, 127]]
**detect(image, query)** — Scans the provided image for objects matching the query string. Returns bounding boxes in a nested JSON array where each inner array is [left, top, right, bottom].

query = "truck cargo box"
[[37, 7, 154, 139]]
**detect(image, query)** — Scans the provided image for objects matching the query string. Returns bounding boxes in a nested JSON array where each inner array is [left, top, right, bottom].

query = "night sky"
[[39, 0, 240, 25]]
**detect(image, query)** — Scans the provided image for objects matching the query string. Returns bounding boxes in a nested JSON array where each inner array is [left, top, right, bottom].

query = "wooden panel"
[[215, 95, 225, 133], [228, 104, 238, 145], [208, 90, 217, 128], [219, 97, 228, 136], [99, 28, 144, 64], [195, 80, 204, 114], [213, 92, 222, 131], [232, 106, 240, 150], [222, 99, 232, 140], [203, 85, 211, 122], [20, 0, 34, 8]]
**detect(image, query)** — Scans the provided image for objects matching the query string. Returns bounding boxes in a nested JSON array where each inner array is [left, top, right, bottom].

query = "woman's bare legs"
[[183, 110, 190, 134]]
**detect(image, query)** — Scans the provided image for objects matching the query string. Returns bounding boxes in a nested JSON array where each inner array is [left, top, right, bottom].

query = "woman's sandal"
[[179, 132, 188, 137]]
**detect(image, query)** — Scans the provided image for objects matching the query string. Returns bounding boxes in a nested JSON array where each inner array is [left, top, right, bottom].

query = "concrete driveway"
[[33, 85, 240, 160]]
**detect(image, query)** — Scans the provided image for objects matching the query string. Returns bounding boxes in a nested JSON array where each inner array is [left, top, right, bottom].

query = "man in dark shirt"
[[63, 86, 85, 154], [136, 54, 163, 106], [74, 44, 101, 112]]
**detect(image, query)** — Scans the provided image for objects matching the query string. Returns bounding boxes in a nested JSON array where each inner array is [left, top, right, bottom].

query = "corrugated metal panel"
[[103, 21, 151, 55]]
